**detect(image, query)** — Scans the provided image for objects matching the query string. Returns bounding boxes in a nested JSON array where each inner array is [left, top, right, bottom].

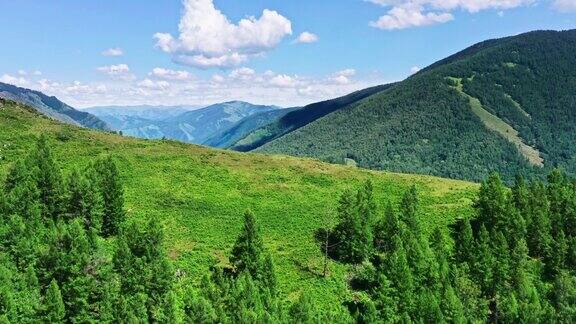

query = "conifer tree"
[[31, 136, 64, 221], [475, 173, 508, 231], [231, 210, 264, 277], [332, 189, 371, 263], [96, 156, 125, 237], [289, 294, 316, 323], [454, 218, 475, 264], [373, 203, 399, 253], [66, 169, 101, 230], [44, 279, 65, 323], [400, 186, 419, 235]]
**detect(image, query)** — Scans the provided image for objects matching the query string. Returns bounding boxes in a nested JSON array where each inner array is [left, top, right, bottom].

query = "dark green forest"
[[1, 137, 575, 322], [256, 30, 576, 183]]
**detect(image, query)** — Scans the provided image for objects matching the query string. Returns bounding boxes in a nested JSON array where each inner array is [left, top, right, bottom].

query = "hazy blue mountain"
[[162, 101, 280, 144], [83, 105, 197, 121], [86, 101, 280, 144], [203, 107, 299, 148], [0, 82, 110, 130]]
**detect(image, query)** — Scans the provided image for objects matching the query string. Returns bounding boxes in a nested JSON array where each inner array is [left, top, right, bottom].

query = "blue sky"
[[0, 0, 574, 108]]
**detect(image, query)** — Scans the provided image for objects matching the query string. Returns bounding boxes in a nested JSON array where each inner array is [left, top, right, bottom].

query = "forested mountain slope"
[[257, 30, 576, 182], [0, 99, 476, 319], [230, 84, 393, 151], [0, 82, 110, 130]]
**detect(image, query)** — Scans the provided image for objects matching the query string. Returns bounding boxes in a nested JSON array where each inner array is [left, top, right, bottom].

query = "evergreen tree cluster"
[[326, 175, 576, 322], [0, 136, 174, 322]]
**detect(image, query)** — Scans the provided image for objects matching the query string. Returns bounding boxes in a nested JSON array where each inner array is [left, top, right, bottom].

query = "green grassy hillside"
[[0, 99, 476, 314], [256, 30, 576, 183]]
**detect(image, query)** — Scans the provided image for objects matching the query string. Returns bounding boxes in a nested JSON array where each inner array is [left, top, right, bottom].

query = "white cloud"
[[102, 47, 124, 56], [229, 67, 256, 80], [32, 70, 42, 76], [64, 81, 107, 95], [410, 66, 421, 74], [553, 0, 576, 12], [368, 0, 534, 29], [330, 69, 357, 84], [0, 74, 29, 87], [149, 67, 192, 81], [211, 74, 225, 83], [18, 70, 27, 76], [97, 64, 135, 81], [153, 0, 292, 68], [269, 74, 298, 88], [138, 79, 171, 90], [371, 5, 453, 29], [295, 31, 319, 44]]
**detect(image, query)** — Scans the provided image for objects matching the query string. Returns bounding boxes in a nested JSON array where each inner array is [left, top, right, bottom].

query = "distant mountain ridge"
[[0, 82, 109, 130], [87, 101, 282, 145]]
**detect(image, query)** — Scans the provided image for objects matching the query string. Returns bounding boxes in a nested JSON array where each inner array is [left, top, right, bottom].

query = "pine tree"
[[231, 210, 264, 277], [66, 169, 101, 230], [44, 279, 65, 323], [386, 235, 414, 314], [551, 271, 576, 323], [289, 294, 316, 323], [454, 218, 475, 264], [527, 182, 553, 259], [475, 225, 494, 296], [4, 159, 41, 221], [400, 185, 420, 235], [492, 231, 511, 293], [373, 203, 399, 253], [512, 175, 530, 214], [332, 189, 371, 263], [442, 284, 466, 324], [95, 156, 125, 237], [475, 173, 508, 232], [31, 136, 64, 221], [547, 229, 568, 278]]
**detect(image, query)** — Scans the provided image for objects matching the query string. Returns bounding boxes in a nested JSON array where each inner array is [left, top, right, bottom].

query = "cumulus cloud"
[[138, 79, 171, 90], [149, 68, 192, 81], [153, 0, 292, 68], [295, 31, 319, 44], [269, 74, 298, 87], [553, 0, 576, 12], [330, 69, 357, 84], [97, 64, 135, 81], [410, 66, 421, 74], [102, 47, 124, 56], [0, 74, 29, 87], [368, 0, 534, 29]]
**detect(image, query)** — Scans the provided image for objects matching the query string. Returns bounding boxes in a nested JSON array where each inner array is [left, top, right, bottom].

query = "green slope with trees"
[[256, 30, 576, 183], [0, 99, 475, 320], [1, 99, 575, 322]]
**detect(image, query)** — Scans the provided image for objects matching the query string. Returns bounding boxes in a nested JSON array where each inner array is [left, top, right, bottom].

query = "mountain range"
[[0, 82, 109, 130], [85, 101, 283, 144]]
